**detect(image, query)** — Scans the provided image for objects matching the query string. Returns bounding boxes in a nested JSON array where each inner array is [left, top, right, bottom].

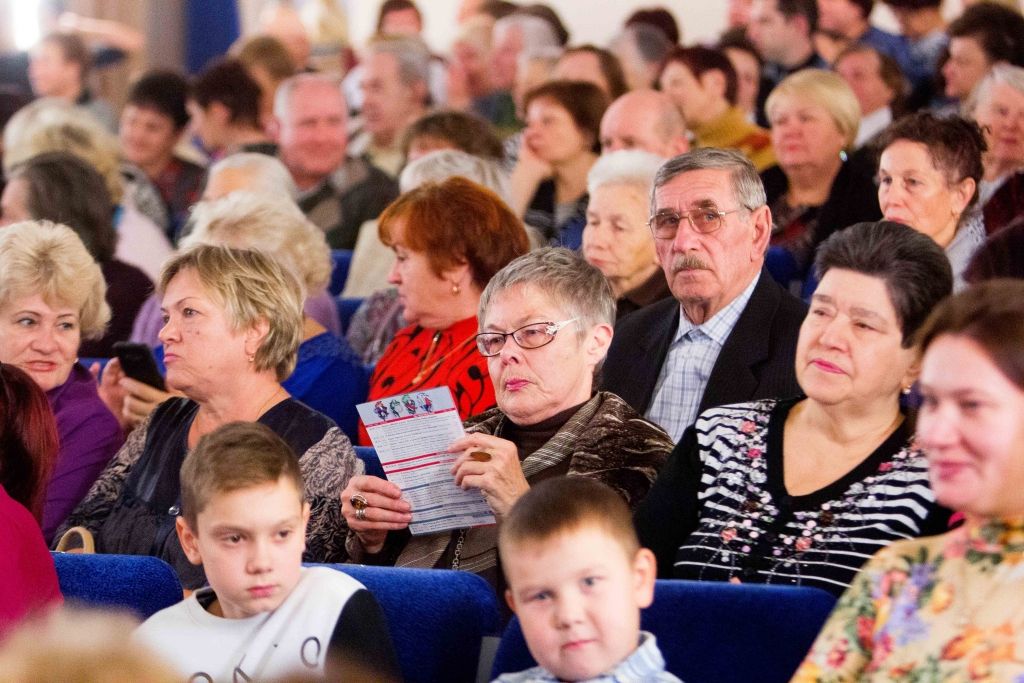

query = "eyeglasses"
[[475, 319, 577, 357], [647, 207, 744, 239]]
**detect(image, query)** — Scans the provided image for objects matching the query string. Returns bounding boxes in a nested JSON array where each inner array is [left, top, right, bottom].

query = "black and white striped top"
[[635, 398, 950, 596]]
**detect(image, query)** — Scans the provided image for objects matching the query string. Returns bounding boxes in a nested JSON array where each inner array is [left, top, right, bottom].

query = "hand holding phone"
[[112, 342, 166, 391]]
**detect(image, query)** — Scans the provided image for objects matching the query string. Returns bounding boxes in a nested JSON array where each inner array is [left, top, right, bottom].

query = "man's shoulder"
[[613, 297, 678, 338]]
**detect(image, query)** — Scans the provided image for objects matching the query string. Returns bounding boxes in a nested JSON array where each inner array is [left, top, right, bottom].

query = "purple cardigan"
[[43, 364, 124, 543]]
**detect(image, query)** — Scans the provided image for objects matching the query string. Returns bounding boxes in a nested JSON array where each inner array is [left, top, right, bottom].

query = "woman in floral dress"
[[794, 279, 1024, 681]]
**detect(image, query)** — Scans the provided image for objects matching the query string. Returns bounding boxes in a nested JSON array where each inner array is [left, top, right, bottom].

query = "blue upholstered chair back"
[[325, 564, 501, 683], [50, 552, 183, 619], [491, 579, 836, 683], [329, 249, 354, 296]]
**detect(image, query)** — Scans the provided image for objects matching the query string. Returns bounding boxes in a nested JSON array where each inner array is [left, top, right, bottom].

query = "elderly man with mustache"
[[600, 148, 807, 441]]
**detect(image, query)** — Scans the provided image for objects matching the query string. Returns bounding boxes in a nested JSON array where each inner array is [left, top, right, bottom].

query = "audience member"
[[660, 46, 775, 170], [232, 34, 297, 128], [495, 478, 678, 683], [0, 363, 58, 526], [345, 148, 516, 367], [552, 45, 628, 100], [625, 7, 681, 45], [817, 0, 912, 74], [377, 0, 424, 36], [511, 80, 608, 247], [56, 245, 358, 590], [941, 2, 1024, 108], [1, 152, 153, 358], [637, 220, 953, 594], [876, 112, 987, 288], [610, 23, 674, 92], [600, 149, 807, 442], [718, 33, 764, 121], [271, 73, 399, 249], [0, 221, 122, 543], [119, 70, 206, 244], [189, 58, 275, 159], [794, 279, 1024, 680], [834, 43, 903, 147], [176, 195, 367, 437], [967, 64, 1024, 236], [881, 0, 946, 107], [598, 89, 689, 158], [135, 422, 400, 681], [3, 99, 174, 281], [1, 610, 176, 681], [352, 36, 432, 177], [760, 69, 880, 288], [583, 150, 671, 319], [256, 1, 313, 72], [28, 32, 115, 130], [447, 14, 497, 111], [0, 485, 62, 638], [518, 4, 571, 47], [357, 177, 529, 445], [747, 0, 829, 125], [344, 248, 671, 592], [479, 13, 561, 134], [199, 151, 297, 202], [402, 109, 505, 162]]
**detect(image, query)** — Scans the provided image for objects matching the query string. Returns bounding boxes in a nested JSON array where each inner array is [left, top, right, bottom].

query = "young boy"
[[135, 421, 400, 681], [494, 477, 681, 682]]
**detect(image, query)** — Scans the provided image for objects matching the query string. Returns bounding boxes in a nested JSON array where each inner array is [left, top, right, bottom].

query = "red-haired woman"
[[357, 177, 530, 445]]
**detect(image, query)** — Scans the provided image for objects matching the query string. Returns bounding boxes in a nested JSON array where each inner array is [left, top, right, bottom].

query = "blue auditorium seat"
[[51, 552, 183, 619]]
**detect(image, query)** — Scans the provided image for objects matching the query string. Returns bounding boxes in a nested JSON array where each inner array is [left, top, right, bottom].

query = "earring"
[[248, 354, 255, 363], [901, 385, 912, 396], [451, 282, 460, 296]]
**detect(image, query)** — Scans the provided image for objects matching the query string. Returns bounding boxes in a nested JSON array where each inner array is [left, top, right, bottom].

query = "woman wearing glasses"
[[355, 177, 529, 446], [341, 248, 672, 588], [636, 222, 953, 596]]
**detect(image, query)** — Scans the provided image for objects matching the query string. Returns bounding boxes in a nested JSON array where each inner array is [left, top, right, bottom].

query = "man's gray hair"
[[651, 148, 767, 214], [479, 247, 615, 345], [366, 36, 431, 94], [588, 149, 664, 196], [399, 149, 510, 202], [273, 72, 344, 120], [494, 14, 561, 52], [208, 153, 298, 200]]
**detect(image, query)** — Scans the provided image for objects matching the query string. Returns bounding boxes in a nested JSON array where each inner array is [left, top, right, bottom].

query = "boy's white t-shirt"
[[135, 567, 364, 681]]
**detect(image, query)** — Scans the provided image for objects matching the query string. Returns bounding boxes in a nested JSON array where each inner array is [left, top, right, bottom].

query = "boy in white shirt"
[[493, 476, 682, 683], [136, 421, 400, 681]]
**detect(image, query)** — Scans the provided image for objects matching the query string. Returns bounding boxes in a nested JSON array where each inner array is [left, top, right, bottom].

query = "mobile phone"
[[112, 342, 166, 391]]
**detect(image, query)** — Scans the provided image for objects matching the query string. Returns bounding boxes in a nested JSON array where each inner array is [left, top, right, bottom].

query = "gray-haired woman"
[[341, 247, 672, 590]]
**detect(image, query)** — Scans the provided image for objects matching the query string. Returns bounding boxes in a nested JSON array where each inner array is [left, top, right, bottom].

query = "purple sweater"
[[43, 364, 124, 543]]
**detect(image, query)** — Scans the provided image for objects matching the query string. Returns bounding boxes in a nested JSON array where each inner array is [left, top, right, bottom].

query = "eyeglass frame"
[[475, 318, 578, 357], [647, 206, 746, 240]]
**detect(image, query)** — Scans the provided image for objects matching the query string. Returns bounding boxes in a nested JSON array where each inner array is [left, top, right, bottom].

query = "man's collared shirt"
[[492, 632, 682, 683], [645, 274, 760, 441]]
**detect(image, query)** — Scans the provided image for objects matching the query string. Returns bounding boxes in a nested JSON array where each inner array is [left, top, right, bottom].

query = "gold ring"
[[350, 494, 368, 511], [470, 450, 492, 462]]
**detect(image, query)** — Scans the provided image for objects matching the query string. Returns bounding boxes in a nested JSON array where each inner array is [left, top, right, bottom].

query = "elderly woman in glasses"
[[341, 248, 672, 590]]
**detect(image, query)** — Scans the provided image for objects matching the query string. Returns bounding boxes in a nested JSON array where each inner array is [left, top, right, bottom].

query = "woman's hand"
[[449, 433, 530, 518], [341, 475, 412, 554], [93, 358, 176, 431]]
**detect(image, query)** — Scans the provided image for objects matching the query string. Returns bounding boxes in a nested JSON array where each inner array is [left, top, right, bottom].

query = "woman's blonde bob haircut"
[[183, 192, 332, 295], [765, 68, 861, 150], [0, 220, 110, 339], [159, 244, 304, 381]]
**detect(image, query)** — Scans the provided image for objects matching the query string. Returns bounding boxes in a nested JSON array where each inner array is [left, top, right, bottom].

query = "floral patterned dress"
[[793, 517, 1024, 682]]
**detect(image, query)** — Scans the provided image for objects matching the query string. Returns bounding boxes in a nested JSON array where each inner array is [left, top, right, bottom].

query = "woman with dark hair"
[[510, 80, 609, 247], [553, 45, 628, 100], [401, 109, 505, 162], [0, 363, 59, 525], [357, 176, 529, 446], [795, 279, 1024, 680], [637, 221, 953, 596], [876, 112, 987, 288], [0, 151, 153, 357], [659, 45, 774, 171]]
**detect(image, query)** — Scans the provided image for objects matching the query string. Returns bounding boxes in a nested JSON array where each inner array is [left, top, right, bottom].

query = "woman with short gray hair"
[[967, 63, 1024, 236], [583, 150, 671, 319], [341, 247, 672, 591]]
